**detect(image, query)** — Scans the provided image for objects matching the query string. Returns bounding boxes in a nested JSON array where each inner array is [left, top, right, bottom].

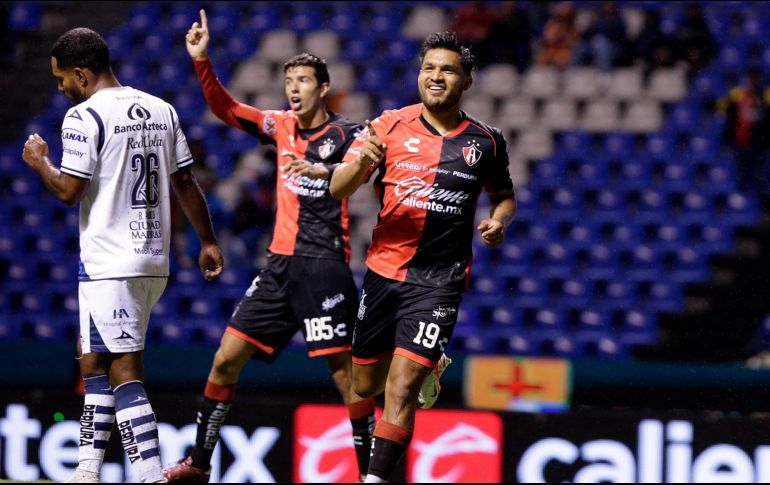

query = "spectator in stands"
[[719, 67, 770, 201], [672, 3, 717, 75], [449, 1, 499, 67], [488, 1, 533, 73], [536, 1, 580, 71], [573, 1, 628, 71], [632, 9, 675, 76]]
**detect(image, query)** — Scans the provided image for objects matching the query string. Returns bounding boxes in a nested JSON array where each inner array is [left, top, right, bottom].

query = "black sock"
[[368, 436, 407, 480], [351, 413, 376, 476], [190, 396, 232, 470]]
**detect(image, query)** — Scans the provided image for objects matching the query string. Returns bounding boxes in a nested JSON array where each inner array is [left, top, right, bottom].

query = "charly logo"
[[322, 293, 345, 312], [127, 103, 151, 121], [318, 138, 336, 160], [411, 423, 499, 483], [462, 140, 482, 167], [432, 306, 457, 319]]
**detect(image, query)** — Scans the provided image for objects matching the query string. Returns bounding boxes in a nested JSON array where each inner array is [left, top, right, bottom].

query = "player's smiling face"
[[418, 48, 471, 113], [51, 56, 86, 104], [284, 65, 328, 118]]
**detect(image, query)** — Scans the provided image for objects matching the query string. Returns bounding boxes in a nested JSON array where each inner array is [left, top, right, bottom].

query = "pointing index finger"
[[199, 9, 208, 30], [365, 120, 378, 138]]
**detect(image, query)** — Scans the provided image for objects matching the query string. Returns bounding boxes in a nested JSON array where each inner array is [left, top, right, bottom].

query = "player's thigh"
[[227, 255, 299, 362], [394, 287, 462, 367], [351, 270, 400, 364], [78, 277, 167, 355], [288, 257, 359, 357]]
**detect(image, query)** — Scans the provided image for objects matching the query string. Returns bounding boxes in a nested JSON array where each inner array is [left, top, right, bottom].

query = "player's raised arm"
[[329, 120, 386, 199], [185, 9, 210, 61]]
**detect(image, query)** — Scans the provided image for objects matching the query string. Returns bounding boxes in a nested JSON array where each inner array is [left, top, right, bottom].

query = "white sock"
[[78, 374, 115, 474], [114, 380, 163, 483], [364, 474, 386, 483]]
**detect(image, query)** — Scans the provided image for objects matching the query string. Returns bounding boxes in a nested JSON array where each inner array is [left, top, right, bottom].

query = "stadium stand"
[[4, 1, 770, 363]]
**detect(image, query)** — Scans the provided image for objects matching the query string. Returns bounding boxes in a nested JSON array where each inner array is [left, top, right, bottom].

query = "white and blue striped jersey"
[[60, 86, 193, 280]]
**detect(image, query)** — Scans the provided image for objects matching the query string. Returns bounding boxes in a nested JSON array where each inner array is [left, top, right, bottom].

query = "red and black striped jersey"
[[194, 59, 361, 262], [343, 104, 513, 289]]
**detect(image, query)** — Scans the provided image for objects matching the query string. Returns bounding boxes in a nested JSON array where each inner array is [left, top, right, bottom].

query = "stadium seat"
[[621, 244, 664, 282], [402, 6, 447, 40], [580, 99, 620, 133], [607, 67, 644, 100], [301, 31, 339, 60], [478, 64, 518, 98], [540, 98, 579, 131], [623, 98, 663, 133], [520, 66, 560, 99], [258, 30, 299, 63], [646, 68, 687, 102], [598, 279, 638, 311], [496, 98, 536, 131], [563, 67, 601, 99]]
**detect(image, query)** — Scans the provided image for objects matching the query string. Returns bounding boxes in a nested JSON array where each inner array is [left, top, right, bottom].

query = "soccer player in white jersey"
[[22, 28, 224, 483]]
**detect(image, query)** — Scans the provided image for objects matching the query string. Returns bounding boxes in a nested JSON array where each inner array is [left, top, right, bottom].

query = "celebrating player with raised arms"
[[163, 10, 375, 483]]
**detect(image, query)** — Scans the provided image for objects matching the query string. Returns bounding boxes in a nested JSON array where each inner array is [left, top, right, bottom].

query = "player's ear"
[[463, 73, 473, 91], [319, 82, 330, 99], [74, 67, 87, 87]]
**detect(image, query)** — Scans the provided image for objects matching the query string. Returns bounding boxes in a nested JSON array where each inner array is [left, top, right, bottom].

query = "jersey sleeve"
[[169, 105, 193, 173], [193, 58, 283, 141], [341, 114, 390, 181], [482, 130, 514, 193], [59, 107, 98, 180]]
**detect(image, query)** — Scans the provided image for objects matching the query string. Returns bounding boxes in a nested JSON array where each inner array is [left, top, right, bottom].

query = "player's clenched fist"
[[185, 9, 210, 61], [22, 133, 49, 168], [358, 120, 386, 167], [477, 218, 505, 248]]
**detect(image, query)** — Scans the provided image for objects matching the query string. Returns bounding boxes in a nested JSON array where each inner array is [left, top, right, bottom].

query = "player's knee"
[[211, 348, 242, 379], [352, 375, 379, 398]]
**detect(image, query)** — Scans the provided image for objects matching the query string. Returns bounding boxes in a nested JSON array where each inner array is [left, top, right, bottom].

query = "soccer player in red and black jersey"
[[331, 32, 517, 482], [164, 10, 375, 483]]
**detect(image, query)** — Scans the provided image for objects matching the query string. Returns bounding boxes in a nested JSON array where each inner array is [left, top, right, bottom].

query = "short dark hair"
[[51, 27, 111, 73], [419, 32, 476, 74], [283, 53, 330, 85]]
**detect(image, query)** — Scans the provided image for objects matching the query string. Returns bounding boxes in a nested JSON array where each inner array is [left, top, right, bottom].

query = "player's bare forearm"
[[170, 168, 218, 246], [329, 160, 368, 199], [23, 134, 88, 206], [488, 190, 516, 228]]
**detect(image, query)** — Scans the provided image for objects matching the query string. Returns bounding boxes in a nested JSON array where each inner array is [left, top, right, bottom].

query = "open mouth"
[[290, 97, 302, 111], [427, 85, 446, 95]]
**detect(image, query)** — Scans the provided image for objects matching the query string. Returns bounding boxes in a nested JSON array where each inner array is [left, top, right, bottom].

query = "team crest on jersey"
[[262, 114, 277, 136], [319, 138, 336, 159], [463, 140, 482, 167]]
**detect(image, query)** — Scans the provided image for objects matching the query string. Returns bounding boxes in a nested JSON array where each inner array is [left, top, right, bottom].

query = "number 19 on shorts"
[[413, 321, 448, 351]]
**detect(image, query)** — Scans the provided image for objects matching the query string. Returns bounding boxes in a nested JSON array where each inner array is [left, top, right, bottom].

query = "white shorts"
[[79, 277, 167, 354]]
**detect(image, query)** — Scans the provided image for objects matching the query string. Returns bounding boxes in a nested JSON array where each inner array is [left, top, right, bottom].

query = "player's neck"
[[421, 105, 462, 136], [297, 108, 329, 130], [89, 73, 122, 97]]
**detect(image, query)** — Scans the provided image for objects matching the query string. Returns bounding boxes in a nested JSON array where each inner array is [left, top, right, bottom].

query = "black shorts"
[[228, 253, 358, 362], [352, 270, 462, 368]]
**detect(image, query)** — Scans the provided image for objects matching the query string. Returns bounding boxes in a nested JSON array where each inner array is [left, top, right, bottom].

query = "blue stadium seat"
[[632, 189, 670, 224], [694, 224, 734, 254], [577, 310, 612, 332], [128, 3, 158, 33], [557, 131, 593, 158], [642, 281, 683, 312], [659, 162, 694, 192], [329, 10, 361, 37], [247, 6, 281, 32], [598, 279, 638, 311], [514, 277, 548, 308], [490, 305, 523, 329], [8, 2, 41, 31], [449, 323, 492, 354], [619, 310, 658, 344], [603, 132, 635, 159], [548, 187, 583, 220], [666, 247, 711, 283], [718, 192, 760, 226], [532, 308, 568, 332], [357, 64, 393, 93], [290, 7, 321, 33], [511, 186, 540, 221], [578, 334, 629, 360], [369, 11, 404, 40], [535, 243, 574, 279], [677, 191, 714, 226], [582, 244, 620, 280], [621, 244, 664, 282], [651, 223, 687, 252], [565, 221, 601, 251], [558, 278, 592, 308], [608, 223, 644, 251], [588, 189, 626, 224], [612, 155, 651, 190], [207, 8, 241, 36], [570, 158, 609, 190], [386, 39, 419, 64], [498, 242, 533, 277]]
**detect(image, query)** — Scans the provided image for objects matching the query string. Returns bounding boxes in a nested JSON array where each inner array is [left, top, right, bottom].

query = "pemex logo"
[[408, 410, 502, 483]]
